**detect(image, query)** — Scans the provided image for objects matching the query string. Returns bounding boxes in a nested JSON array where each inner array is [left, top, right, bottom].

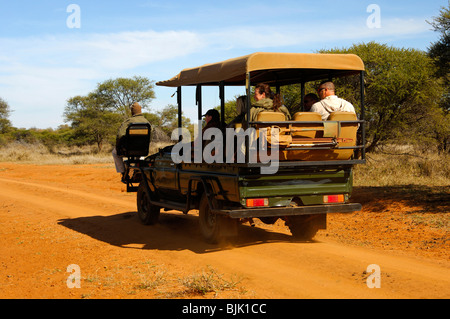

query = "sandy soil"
[[0, 162, 448, 299]]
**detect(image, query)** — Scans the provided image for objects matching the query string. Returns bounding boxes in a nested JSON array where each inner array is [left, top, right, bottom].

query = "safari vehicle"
[[122, 52, 366, 244]]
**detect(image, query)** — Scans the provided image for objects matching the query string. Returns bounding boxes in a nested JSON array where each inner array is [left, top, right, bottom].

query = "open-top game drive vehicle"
[[121, 52, 366, 244]]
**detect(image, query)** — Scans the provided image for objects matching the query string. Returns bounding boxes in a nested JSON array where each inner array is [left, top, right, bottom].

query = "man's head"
[[317, 81, 335, 99], [131, 102, 142, 115]]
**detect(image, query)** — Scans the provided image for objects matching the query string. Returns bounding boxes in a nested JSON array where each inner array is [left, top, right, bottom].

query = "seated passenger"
[[303, 93, 319, 112], [192, 109, 222, 149], [248, 83, 291, 122], [112, 102, 150, 178], [310, 81, 355, 120], [202, 109, 221, 133], [227, 95, 246, 128]]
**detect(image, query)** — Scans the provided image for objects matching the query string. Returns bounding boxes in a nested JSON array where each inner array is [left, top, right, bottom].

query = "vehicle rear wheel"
[[136, 181, 160, 225], [286, 215, 319, 241], [198, 193, 222, 244]]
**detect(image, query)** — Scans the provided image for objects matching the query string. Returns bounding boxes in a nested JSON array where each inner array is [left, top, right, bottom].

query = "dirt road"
[[0, 163, 448, 299]]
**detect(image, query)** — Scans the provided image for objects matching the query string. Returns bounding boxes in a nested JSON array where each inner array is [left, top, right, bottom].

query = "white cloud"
[[0, 30, 205, 128], [73, 30, 204, 69], [1, 30, 203, 70]]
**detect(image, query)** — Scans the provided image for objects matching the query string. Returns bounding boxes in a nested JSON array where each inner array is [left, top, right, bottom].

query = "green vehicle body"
[[123, 52, 366, 243]]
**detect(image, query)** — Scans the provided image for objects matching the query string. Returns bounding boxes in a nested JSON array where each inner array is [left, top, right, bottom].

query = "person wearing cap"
[[202, 109, 221, 133], [112, 102, 150, 176], [191, 109, 223, 154]]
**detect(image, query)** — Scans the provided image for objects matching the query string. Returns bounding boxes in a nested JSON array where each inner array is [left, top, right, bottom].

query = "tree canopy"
[[428, 4, 450, 87], [0, 97, 12, 134], [318, 42, 446, 152], [95, 76, 156, 118]]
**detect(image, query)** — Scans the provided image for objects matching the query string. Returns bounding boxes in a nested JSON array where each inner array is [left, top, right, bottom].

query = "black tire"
[[287, 215, 319, 241], [136, 181, 160, 225], [198, 193, 222, 244]]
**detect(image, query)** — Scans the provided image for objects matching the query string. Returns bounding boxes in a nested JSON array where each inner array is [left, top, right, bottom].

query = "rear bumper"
[[215, 203, 361, 219]]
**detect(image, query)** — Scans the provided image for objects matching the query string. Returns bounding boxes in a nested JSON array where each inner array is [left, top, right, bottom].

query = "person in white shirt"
[[310, 81, 355, 120]]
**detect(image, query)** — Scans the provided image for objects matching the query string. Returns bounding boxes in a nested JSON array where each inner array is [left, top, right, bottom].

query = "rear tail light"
[[246, 198, 269, 207], [323, 194, 345, 203]]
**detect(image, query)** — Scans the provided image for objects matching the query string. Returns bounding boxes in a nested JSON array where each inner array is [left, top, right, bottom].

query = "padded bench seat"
[[252, 111, 358, 161]]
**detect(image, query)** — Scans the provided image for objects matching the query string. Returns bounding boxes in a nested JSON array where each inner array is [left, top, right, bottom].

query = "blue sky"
[[0, 0, 447, 129]]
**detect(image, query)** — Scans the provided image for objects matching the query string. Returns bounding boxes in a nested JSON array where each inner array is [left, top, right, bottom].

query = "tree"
[[214, 98, 242, 124], [428, 3, 450, 112], [64, 93, 122, 151], [428, 4, 450, 83], [64, 76, 156, 151], [0, 97, 12, 134], [95, 76, 155, 118], [318, 42, 444, 152], [146, 104, 193, 137], [413, 106, 450, 154]]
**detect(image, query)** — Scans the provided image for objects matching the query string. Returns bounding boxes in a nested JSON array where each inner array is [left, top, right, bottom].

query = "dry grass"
[[0, 142, 112, 165], [354, 145, 450, 187], [180, 266, 243, 296], [0, 141, 172, 165]]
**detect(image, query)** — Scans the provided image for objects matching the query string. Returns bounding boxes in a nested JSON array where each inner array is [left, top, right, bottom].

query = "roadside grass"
[[0, 141, 171, 165], [180, 266, 244, 297], [353, 145, 450, 187], [79, 264, 246, 298]]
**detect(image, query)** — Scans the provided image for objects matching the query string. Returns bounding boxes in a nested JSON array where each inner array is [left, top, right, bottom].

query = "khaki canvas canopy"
[[156, 52, 364, 87]]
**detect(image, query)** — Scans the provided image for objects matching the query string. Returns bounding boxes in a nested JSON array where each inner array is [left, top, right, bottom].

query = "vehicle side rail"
[[249, 120, 364, 125], [229, 159, 366, 168]]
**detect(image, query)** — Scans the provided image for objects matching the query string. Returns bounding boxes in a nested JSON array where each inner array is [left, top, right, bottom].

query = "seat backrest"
[[327, 112, 357, 146], [254, 111, 287, 132], [292, 112, 322, 121], [122, 122, 151, 157], [256, 111, 286, 122], [253, 111, 289, 148], [291, 112, 323, 138], [327, 111, 357, 121]]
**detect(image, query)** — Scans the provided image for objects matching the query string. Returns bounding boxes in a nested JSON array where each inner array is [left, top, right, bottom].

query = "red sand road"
[[0, 163, 448, 298]]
